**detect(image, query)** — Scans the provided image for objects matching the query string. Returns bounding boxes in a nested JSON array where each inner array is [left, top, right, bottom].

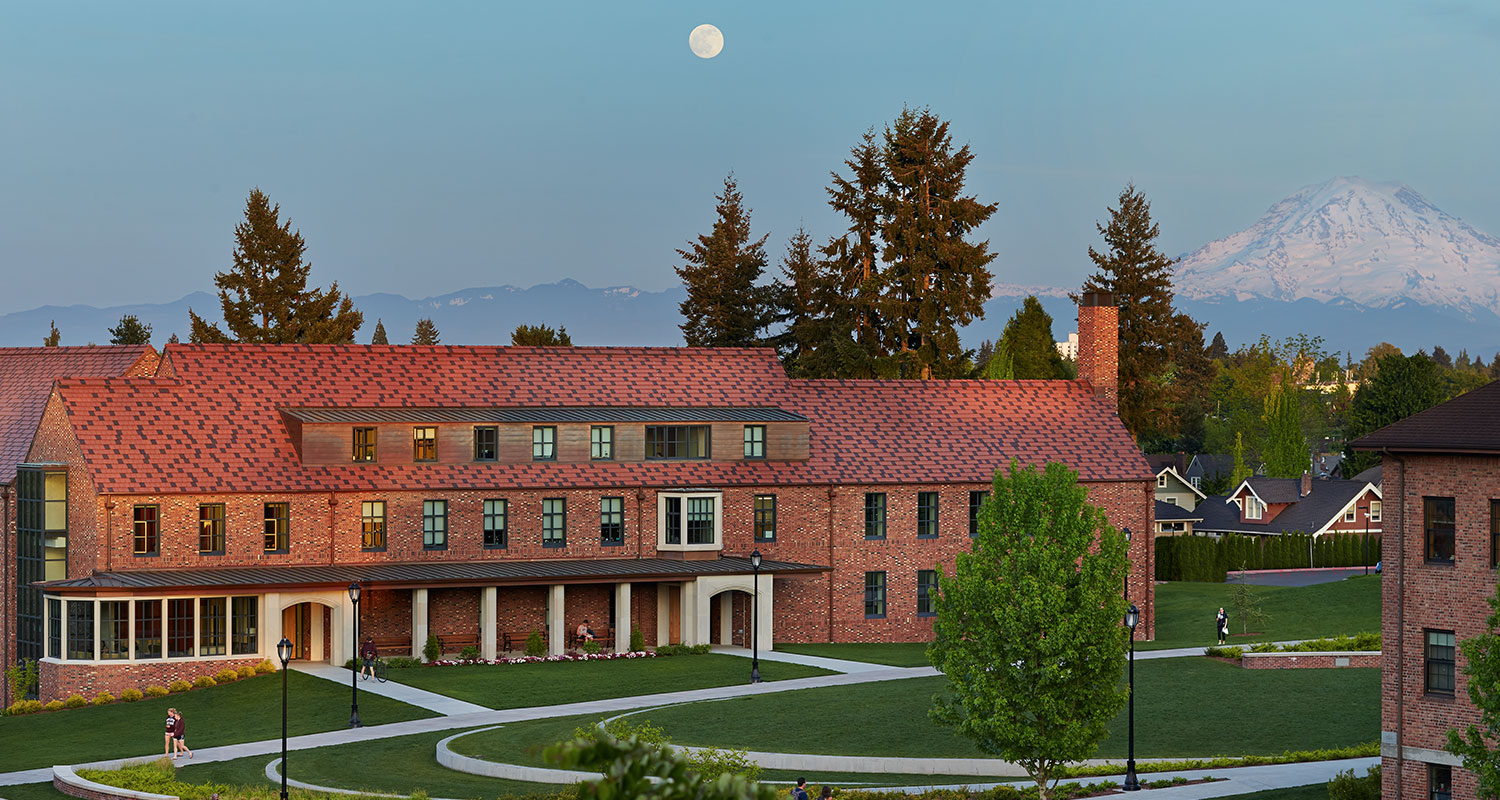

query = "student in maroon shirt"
[[171, 709, 193, 759]]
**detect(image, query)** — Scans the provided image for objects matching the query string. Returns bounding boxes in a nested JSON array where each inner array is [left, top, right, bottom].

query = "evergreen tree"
[[1207, 331, 1229, 360], [167, 333, 180, 344], [974, 340, 995, 374], [777, 227, 843, 374], [107, 314, 152, 345], [512, 324, 573, 346], [188, 188, 363, 344], [978, 340, 1015, 379], [997, 296, 1067, 379], [819, 128, 888, 366], [878, 107, 997, 379], [1230, 432, 1252, 487], [1261, 379, 1309, 478], [42, 321, 60, 347], [1343, 352, 1448, 475], [1080, 183, 1204, 442], [675, 174, 779, 348], [1432, 344, 1452, 369], [411, 318, 440, 345], [370, 319, 388, 345]]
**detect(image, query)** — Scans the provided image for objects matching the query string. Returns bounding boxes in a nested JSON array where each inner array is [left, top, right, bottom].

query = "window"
[[199, 503, 225, 554], [70, 600, 98, 661], [16, 467, 68, 662], [532, 426, 556, 461], [917, 492, 939, 539], [423, 500, 448, 549], [1426, 497, 1456, 564], [864, 493, 887, 539], [1245, 496, 1263, 520], [1344, 508, 1356, 522], [917, 569, 940, 616], [231, 596, 258, 655], [484, 499, 508, 549], [1430, 764, 1452, 800], [1190, 476, 1202, 489], [591, 426, 614, 460], [200, 597, 227, 656], [352, 427, 377, 462], [134, 599, 162, 659], [687, 498, 715, 544], [100, 600, 127, 660], [664, 497, 682, 544], [601, 497, 624, 546], [47, 598, 61, 659], [542, 498, 566, 547], [1370, 501, 1382, 523], [645, 425, 710, 459], [474, 426, 498, 461], [264, 502, 289, 553], [133, 504, 159, 555], [754, 495, 777, 541], [969, 491, 988, 537], [658, 493, 721, 550], [167, 598, 194, 658], [864, 572, 887, 618], [413, 427, 437, 462], [1426, 629, 1456, 694], [362, 501, 387, 550], [1157, 474, 1168, 488], [743, 425, 766, 459]]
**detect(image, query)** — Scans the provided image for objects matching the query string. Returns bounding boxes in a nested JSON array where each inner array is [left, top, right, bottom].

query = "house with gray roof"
[[1194, 473, 1383, 538]]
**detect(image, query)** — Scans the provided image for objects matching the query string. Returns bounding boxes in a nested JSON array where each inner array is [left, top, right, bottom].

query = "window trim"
[[864, 493, 887, 540], [743, 425, 766, 460], [1370, 500, 1382, 523], [263, 502, 290, 554], [132, 504, 159, 556], [969, 490, 988, 538], [1425, 496, 1456, 565], [591, 426, 614, 461], [917, 492, 940, 539], [412, 426, 438, 462], [600, 496, 624, 547], [361, 500, 387, 551], [1425, 628, 1456, 696], [198, 503, 225, 555], [532, 426, 557, 461], [917, 569, 939, 617], [352, 427, 377, 462], [473, 426, 499, 462], [1244, 496, 1263, 520], [644, 425, 711, 460], [754, 494, 777, 542], [422, 499, 448, 550], [542, 497, 567, 548], [656, 491, 722, 552], [863, 571, 887, 619], [1343, 508, 1356, 523], [483, 498, 509, 550]]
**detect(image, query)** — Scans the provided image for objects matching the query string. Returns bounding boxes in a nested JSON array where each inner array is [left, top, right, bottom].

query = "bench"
[[569, 626, 614, 650], [370, 636, 409, 656], [502, 630, 546, 652], [437, 633, 480, 654]]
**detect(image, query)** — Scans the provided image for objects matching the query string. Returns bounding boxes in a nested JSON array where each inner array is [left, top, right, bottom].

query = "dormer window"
[[533, 426, 556, 461], [352, 428, 377, 462], [1245, 497, 1263, 520], [474, 426, 498, 461], [646, 426, 710, 460], [413, 427, 437, 462], [743, 425, 766, 459]]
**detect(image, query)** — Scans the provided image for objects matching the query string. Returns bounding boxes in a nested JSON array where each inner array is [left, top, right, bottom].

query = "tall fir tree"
[[411, 318, 440, 345], [188, 188, 363, 344], [1261, 379, 1309, 478], [997, 296, 1067, 379], [675, 174, 779, 348], [42, 321, 60, 347], [167, 333, 180, 345], [107, 314, 152, 345], [819, 128, 888, 364], [1207, 331, 1229, 360], [370, 319, 388, 345], [512, 324, 573, 346]]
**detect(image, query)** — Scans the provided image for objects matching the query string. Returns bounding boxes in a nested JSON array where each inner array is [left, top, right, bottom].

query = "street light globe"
[[750, 550, 762, 569], [348, 582, 361, 603], [1124, 603, 1140, 631], [276, 637, 293, 666]]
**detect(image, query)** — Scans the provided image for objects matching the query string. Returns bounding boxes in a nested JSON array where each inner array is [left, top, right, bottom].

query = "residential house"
[[1194, 474, 1382, 541]]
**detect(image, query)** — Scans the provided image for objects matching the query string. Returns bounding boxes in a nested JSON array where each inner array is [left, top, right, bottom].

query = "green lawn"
[[0, 783, 74, 800], [1216, 785, 1326, 799], [388, 653, 832, 709], [1145, 575, 1381, 650], [773, 642, 932, 667], [0, 671, 434, 773], [628, 658, 1376, 759]]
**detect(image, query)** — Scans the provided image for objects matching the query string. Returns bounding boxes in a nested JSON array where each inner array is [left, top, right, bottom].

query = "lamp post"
[[276, 637, 292, 800], [750, 549, 762, 684], [348, 582, 362, 728], [1123, 603, 1140, 792]]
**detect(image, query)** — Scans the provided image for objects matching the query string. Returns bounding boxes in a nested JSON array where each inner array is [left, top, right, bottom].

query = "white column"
[[331, 591, 354, 666], [310, 603, 326, 662], [481, 587, 498, 661], [687, 580, 708, 647], [547, 585, 566, 656], [756, 577, 775, 653], [91, 599, 101, 662], [718, 592, 733, 646], [412, 588, 429, 661], [613, 583, 632, 652], [262, 593, 282, 661], [656, 587, 671, 646]]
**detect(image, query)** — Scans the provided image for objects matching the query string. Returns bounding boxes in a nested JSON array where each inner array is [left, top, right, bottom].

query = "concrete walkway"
[[709, 644, 898, 674], [291, 663, 489, 716]]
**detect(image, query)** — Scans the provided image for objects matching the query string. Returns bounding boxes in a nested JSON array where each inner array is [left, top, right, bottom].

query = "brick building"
[[12, 298, 1153, 701], [0, 345, 159, 706], [1352, 381, 1500, 800]]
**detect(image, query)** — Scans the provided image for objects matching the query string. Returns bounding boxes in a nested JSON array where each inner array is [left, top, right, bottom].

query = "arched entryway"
[[707, 589, 754, 647], [279, 600, 335, 662]]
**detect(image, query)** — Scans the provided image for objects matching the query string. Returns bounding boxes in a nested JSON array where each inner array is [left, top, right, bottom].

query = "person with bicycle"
[[360, 635, 378, 680]]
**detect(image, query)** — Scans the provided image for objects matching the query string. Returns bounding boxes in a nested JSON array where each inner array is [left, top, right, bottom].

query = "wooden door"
[[281, 604, 312, 659], [667, 585, 682, 644]]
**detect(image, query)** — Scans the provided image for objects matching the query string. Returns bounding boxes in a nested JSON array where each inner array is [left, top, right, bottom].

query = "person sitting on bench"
[[576, 619, 596, 643]]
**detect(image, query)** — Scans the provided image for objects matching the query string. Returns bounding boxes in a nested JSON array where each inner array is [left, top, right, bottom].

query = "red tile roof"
[[0, 345, 156, 485], [55, 344, 1150, 494]]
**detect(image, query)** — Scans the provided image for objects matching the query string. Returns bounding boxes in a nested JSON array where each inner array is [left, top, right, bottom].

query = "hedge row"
[[1155, 532, 1381, 582], [4, 659, 276, 716]]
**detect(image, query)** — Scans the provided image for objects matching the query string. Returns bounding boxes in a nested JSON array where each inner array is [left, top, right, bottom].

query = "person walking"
[[164, 709, 176, 757], [791, 777, 810, 800], [171, 709, 192, 759], [819, 786, 833, 799], [1216, 607, 1229, 645], [360, 635, 378, 680]]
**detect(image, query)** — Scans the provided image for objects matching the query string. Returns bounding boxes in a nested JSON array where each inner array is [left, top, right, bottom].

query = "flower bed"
[[427, 650, 659, 667]]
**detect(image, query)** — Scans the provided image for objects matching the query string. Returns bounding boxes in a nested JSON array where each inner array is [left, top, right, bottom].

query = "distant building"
[[1194, 474, 1382, 540], [1185, 454, 1234, 492], [1056, 332, 1079, 360]]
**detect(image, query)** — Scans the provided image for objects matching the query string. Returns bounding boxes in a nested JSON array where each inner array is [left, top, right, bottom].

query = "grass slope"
[[0, 671, 433, 773], [1145, 575, 1381, 650], [772, 642, 931, 667]]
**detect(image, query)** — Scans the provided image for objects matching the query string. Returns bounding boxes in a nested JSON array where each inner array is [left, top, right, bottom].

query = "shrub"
[[423, 633, 441, 663], [120, 688, 144, 702], [4, 659, 39, 703], [386, 656, 422, 669], [581, 640, 601, 655], [237, 664, 257, 678], [525, 631, 546, 658], [43, 700, 65, 712], [64, 694, 88, 709], [255, 659, 275, 674], [459, 645, 481, 661], [168, 679, 192, 694], [683, 744, 760, 783], [689, 643, 712, 655], [144, 685, 169, 698], [92, 691, 116, 706], [1328, 764, 1381, 800], [630, 626, 645, 652], [1205, 646, 1244, 659], [574, 717, 671, 748], [78, 758, 235, 800], [5, 700, 42, 715], [214, 668, 240, 683], [193, 676, 216, 689]]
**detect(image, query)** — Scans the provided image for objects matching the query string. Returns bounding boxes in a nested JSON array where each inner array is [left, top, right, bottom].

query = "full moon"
[[689, 24, 723, 59]]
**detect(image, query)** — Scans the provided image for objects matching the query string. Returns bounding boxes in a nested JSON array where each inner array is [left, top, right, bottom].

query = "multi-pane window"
[[687, 498, 715, 544], [423, 500, 448, 549], [133, 504, 159, 555], [645, 425, 710, 459], [413, 427, 437, 462], [167, 598, 194, 658], [917, 492, 939, 539], [743, 425, 766, 459], [199, 597, 227, 656], [70, 600, 98, 661], [134, 599, 162, 659], [754, 495, 777, 541], [47, 598, 61, 659], [533, 426, 556, 461], [483, 499, 508, 548], [601, 497, 624, 545], [1370, 501, 1382, 523], [1245, 497, 1264, 520], [1430, 764, 1452, 800], [969, 491, 988, 537], [864, 572, 887, 618], [474, 426, 498, 461], [199, 503, 225, 554], [362, 501, 387, 550], [865, 493, 887, 539], [264, 502, 289, 552], [591, 426, 614, 460], [1344, 508, 1356, 522], [352, 427, 377, 462], [99, 600, 128, 660], [231, 596, 258, 655], [1426, 629, 1456, 694], [917, 569, 940, 617], [664, 497, 682, 545], [1425, 496, 1456, 564], [542, 498, 566, 547]]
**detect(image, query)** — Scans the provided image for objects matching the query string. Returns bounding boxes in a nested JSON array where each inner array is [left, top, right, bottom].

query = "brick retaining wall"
[[1242, 650, 1380, 669]]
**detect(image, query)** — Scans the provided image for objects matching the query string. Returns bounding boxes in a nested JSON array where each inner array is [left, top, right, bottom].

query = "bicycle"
[[360, 658, 389, 683]]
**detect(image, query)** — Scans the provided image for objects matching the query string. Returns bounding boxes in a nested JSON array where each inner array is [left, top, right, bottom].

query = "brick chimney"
[[1300, 471, 1312, 498], [1077, 291, 1119, 410]]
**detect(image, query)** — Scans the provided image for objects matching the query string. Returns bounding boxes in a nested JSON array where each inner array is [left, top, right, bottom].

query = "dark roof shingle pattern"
[[1196, 479, 1374, 535], [1350, 379, 1500, 453]]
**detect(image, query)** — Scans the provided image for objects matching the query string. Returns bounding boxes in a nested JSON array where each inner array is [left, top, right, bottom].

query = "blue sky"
[[2, 1, 1497, 314]]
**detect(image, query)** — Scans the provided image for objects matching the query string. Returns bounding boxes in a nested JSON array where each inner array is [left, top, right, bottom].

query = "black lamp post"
[[276, 636, 293, 800], [1123, 603, 1140, 792], [348, 582, 362, 728], [750, 549, 762, 684]]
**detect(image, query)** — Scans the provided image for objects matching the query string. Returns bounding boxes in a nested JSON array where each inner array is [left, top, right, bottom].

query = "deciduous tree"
[[929, 459, 1129, 800], [1449, 581, 1500, 795], [545, 732, 775, 800], [1261, 380, 1309, 479], [107, 314, 152, 345], [676, 174, 779, 348], [998, 296, 1067, 380], [1343, 352, 1447, 475], [411, 318, 440, 345], [512, 323, 573, 346]]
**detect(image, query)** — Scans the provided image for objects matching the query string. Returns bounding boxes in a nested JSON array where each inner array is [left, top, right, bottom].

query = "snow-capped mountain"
[[1176, 176, 1500, 319]]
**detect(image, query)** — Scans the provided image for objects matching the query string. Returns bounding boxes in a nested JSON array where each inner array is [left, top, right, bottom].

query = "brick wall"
[[360, 589, 411, 641], [40, 656, 266, 701], [1241, 651, 1380, 669]]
